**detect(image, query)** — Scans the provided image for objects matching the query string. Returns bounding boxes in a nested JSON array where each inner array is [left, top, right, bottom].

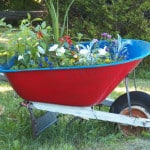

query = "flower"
[[48, 44, 58, 51], [0, 16, 129, 70], [18, 55, 24, 61], [79, 49, 90, 56], [56, 47, 66, 56], [98, 46, 108, 56], [101, 33, 107, 37], [37, 46, 45, 54], [37, 31, 43, 39], [107, 34, 112, 40]]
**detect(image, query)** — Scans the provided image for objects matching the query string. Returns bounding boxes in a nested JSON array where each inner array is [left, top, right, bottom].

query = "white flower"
[[98, 46, 108, 56], [37, 46, 45, 54], [48, 44, 58, 51], [76, 45, 80, 51], [18, 55, 24, 61], [79, 49, 90, 56], [56, 47, 66, 56]]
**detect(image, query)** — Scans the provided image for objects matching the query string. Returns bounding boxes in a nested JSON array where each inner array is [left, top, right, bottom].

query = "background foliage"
[[0, 0, 43, 10], [1, 0, 150, 40]]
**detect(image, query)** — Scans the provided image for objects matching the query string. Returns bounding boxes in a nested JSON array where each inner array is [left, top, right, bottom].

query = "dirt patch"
[[100, 138, 150, 150], [85, 138, 150, 150], [125, 138, 150, 150]]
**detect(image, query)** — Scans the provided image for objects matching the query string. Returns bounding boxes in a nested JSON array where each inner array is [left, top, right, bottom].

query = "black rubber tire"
[[109, 91, 150, 136], [110, 91, 150, 114]]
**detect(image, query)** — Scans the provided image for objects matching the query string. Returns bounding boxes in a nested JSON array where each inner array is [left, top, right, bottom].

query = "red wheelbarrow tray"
[[1, 39, 150, 106]]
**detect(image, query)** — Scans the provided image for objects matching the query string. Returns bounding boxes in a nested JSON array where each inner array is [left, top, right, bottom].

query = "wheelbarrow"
[[1, 39, 150, 138]]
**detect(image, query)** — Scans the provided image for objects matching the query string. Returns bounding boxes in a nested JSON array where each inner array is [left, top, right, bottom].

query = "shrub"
[[65, 0, 150, 41]]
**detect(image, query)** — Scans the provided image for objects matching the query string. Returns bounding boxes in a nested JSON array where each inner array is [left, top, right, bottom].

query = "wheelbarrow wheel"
[[110, 91, 150, 136]]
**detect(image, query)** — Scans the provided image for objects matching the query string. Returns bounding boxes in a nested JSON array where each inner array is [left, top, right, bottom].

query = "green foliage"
[[130, 56, 150, 79], [0, 0, 43, 11], [0, 18, 12, 28], [1, 15, 53, 69], [1, 0, 150, 41], [58, 0, 150, 41], [44, 0, 75, 43]]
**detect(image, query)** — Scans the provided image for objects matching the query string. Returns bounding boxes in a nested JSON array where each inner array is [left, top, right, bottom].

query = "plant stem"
[[60, 0, 75, 37], [45, 0, 75, 42], [45, 0, 59, 43]]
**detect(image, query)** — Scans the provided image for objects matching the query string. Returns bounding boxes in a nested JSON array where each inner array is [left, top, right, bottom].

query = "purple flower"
[[101, 33, 108, 38], [107, 34, 112, 40]]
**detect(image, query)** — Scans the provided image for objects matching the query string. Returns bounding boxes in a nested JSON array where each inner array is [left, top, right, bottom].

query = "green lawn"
[[0, 79, 150, 150]]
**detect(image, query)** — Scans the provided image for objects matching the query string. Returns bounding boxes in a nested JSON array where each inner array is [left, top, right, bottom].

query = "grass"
[[0, 79, 150, 150]]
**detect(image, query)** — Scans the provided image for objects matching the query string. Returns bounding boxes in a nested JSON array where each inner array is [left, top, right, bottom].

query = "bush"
[[1, 0, 150, 41], [64, 0, 150, 41], [131, 56, 150, 79], [0, 0, 44, 11]]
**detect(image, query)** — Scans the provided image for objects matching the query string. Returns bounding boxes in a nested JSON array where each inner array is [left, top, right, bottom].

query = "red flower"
[[66, 38, 73, 45], [59, 37, 65, 43], [64, 35, 71, 40], [37, 31, 43, 39], [59, 35, 73, 46], [64, 35, 73, 45]]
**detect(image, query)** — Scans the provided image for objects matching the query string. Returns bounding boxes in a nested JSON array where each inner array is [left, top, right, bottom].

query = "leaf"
[[60, 0, 75, 37], [35, 24, 41, 31], [32, 18, 43, 22], [64, 41, 69, 49], [7, 24, 12, 28], [45, 0, 59, 42], [27, 13, 31, 20], [1, 17, 5, 22], [41, 21, 46, 29]]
